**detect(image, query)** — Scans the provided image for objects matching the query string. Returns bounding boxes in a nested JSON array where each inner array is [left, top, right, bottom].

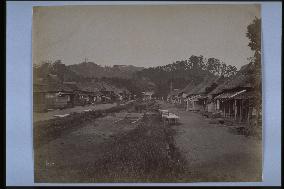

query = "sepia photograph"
[[32, 4, 262, 183]]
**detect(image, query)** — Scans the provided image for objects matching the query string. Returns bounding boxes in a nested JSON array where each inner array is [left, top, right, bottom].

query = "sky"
[[32, 4, 260, 69]]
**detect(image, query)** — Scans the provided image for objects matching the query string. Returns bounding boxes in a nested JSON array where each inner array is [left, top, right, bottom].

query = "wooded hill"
[[33, 56, 238, 98], [135, 55, 238, 97]]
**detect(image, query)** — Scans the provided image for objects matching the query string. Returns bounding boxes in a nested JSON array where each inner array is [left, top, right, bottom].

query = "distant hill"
[[33, 57, 238, 97], [33, 60, 83, 83], [135, 55, 238, 97], [33, 60, 145, 95], [68, 62, 144, 79]]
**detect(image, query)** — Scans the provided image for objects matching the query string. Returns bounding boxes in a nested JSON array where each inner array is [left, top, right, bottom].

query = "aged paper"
[[33, 4, 262, 183]]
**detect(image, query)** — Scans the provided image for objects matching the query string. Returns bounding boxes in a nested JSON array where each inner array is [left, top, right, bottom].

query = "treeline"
[[33, 56, 238, 98], [136, 55, 238, 97], [139, 55, 237, 78]]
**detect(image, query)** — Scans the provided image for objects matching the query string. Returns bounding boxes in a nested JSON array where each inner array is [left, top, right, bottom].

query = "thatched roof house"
[[209, 62, 256, 96], [185, 75, 226, 97], [33, 82, 74, 93], [180, 80, 197, 94]]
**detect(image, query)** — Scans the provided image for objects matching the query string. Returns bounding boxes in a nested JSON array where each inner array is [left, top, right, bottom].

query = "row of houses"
[[167, 63, 261, 125], [33, 80, 132, 112]]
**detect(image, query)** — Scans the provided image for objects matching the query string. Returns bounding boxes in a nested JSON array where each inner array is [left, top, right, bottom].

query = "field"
[[34, 101, 187, 182]]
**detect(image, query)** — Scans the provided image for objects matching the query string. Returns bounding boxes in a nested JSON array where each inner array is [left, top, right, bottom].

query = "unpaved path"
[[159, 102, 262, 182]]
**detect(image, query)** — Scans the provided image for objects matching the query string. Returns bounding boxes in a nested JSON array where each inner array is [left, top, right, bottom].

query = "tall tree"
[[246, 17, 261, 126]]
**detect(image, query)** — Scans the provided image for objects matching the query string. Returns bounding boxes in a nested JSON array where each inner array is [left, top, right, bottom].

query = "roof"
[[142, 91, 154, 95], [63, 81, 79, 91], [33, 82, 73, 93], [233, 90, 255, 99], [215, 92, 237, 99], [187, 94, 207, 101], [214, 89, 255, 100], [181, 81, 196, 94], [185, 75, 219, 96], [74, 82, 99, 93], [210, 63, 256, 95], [168, 89, 181, 97]]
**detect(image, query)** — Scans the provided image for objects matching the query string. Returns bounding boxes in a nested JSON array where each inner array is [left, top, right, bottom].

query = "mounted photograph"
[[32, 4, 262, 183]]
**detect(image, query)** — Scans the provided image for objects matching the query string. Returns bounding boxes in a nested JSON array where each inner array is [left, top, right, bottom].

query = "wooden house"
[[184, 76, 215, 112], [210, 63, 259, 123], [176, 81, 196, 110], [76, 82, 104, 104], [142, 91, 154, 101], [167, 89, 180, 104], [33, 82, 74, 112]]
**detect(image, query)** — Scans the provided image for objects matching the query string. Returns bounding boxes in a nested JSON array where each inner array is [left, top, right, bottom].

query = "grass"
[[33, 102, 134, 149], [74, 114, 188, 183], [34, 101, 188, 183]]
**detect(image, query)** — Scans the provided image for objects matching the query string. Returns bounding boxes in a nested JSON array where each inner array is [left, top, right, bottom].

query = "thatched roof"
[[168, 89, 181, 97], [209, 63, 255, 95], [186, 75, 219, 96], [63, 81, 79, 91], [76, 82, 101, 93], [181, 80, 196, 94], [33, 82, 73, 93]]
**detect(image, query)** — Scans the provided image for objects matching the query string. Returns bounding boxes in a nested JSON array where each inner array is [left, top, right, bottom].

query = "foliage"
[[33, 56, 238, 99], [246, 17, 262, 126], [136, 55, 237, 97]]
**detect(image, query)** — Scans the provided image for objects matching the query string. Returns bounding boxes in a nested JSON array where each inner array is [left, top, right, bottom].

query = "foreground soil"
[[159, 101, 262, 182], [34, 102, 186, 183], [34, 101, 262, 183]]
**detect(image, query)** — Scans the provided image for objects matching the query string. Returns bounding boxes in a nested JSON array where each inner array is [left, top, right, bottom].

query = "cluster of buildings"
[[33, 80, 132, 112], [167, 63, 261, 125], [141, 91, 155, 101]]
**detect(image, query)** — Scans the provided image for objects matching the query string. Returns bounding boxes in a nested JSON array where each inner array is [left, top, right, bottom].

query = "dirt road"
[[159, 101, 262, 182], [35, 101, 262, 182]]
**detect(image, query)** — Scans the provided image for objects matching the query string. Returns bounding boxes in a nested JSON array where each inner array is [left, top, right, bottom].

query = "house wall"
[[218, 98, 252, 123], [45, 93, 69, 109], [207, 102, 215, 112]]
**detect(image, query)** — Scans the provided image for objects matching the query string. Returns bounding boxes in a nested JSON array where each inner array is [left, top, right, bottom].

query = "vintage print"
[[33, 5, 262, 183]]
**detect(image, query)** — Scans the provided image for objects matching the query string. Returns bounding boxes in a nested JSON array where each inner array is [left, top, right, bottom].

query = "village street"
[[159, 101, 262, 182], [33, 103, 117, 122], [34, 100, 262, 182]]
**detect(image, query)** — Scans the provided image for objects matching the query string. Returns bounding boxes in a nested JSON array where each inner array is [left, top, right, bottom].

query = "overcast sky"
[[33, 4, 260, 69]]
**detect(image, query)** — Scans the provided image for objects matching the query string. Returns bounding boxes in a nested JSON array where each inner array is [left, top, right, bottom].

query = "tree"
[[246, 17, 261, 77], [246, 17, 262, 127], [246, 17, 261, 83], [225, 65, 237, 77], [246, 17, 261, 56]]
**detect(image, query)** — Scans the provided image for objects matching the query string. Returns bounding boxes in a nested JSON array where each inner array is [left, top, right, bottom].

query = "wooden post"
[[228, 100, 231, 118], [234, 99, 237, 120], [247, 99, 250, 123], [223, 100, 226, 117], [240, 100, 243, 122]]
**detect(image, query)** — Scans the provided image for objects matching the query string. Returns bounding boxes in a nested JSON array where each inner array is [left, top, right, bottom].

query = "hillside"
[[135, 55, 238, 98], [33, 61, 145, 95], [33, 56, 238, 97], [33, 60, 83, 83], [68, 62, 144, 79]]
